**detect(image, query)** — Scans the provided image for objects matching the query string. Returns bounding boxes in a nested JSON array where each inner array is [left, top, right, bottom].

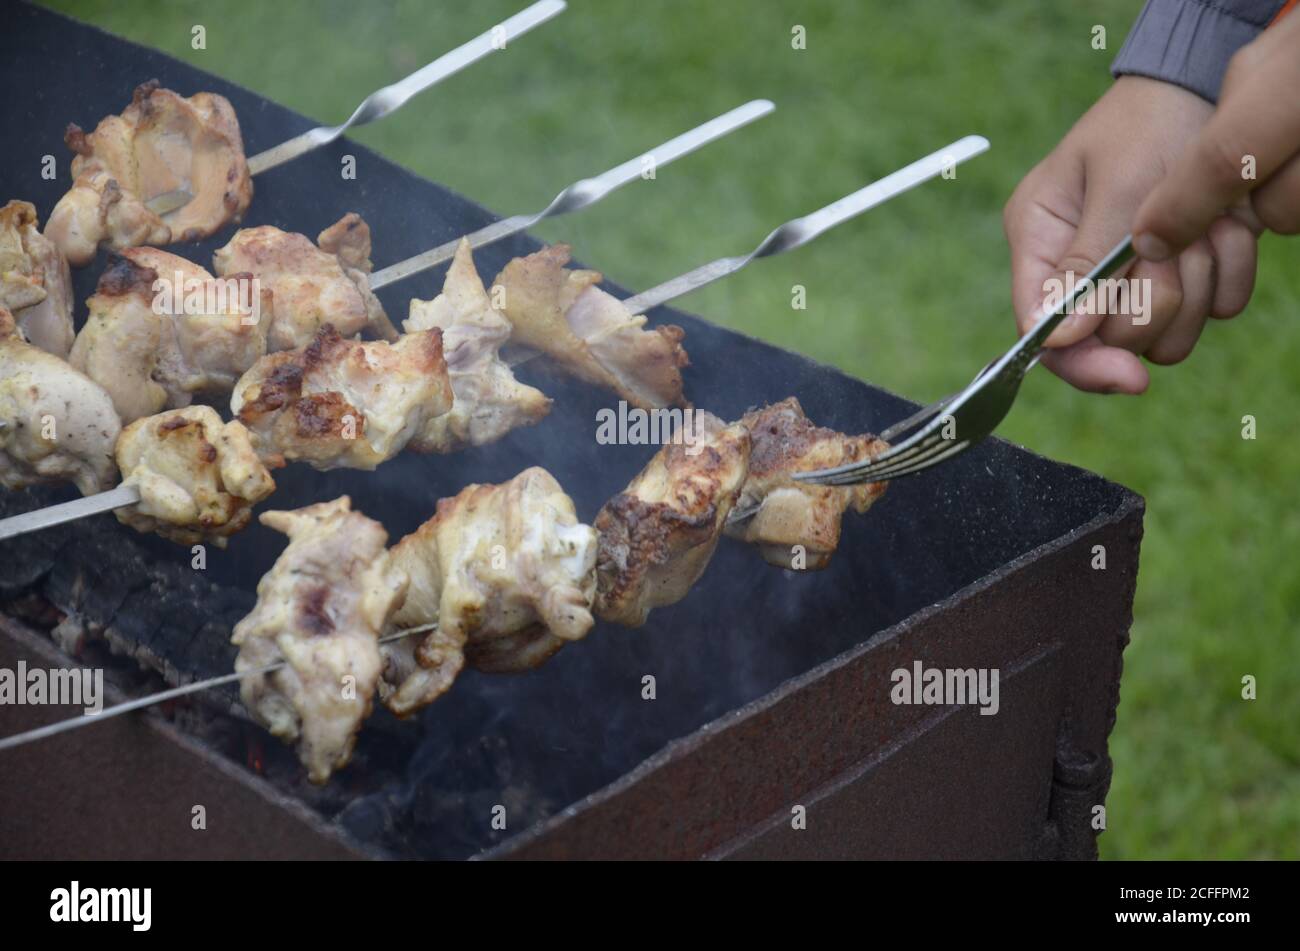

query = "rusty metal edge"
[[0, 614, 381, 860], [700, 639, 1064, 859], [479, 489, 1145, 859]]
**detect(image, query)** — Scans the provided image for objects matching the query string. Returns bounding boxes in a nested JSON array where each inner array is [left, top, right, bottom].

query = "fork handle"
[[1017, 235, 1135, 361]]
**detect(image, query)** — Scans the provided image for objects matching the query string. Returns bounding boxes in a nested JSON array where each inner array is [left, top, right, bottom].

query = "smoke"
[[0, 241, 1131, 860]]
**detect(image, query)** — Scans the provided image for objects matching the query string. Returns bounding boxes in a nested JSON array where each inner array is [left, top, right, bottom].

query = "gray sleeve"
[[1111, 0, 1286, 102]]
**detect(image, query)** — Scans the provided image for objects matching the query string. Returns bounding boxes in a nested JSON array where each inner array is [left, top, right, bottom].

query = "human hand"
[[1003, 76, 1258, 393], [1134, 12, 1300, 260]]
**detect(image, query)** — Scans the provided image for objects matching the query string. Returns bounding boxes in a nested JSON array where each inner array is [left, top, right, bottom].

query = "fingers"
[[1005, 201, 1075, 335], [1047, 235, 1226, 389], [1040, 335, 1150, 394], [1205, 214, 1257, 317], [1035, 180, 1139, 348], [1094, 256, 1183, 353], [1252, 150, 1300, 235], [1145, 240, 1214, 364], [1133, 17, 1300, 259], [1004, 159, 1083, 335]]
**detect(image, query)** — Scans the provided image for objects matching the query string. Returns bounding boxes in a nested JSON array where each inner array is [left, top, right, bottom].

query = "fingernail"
[[1133, 232, 1171, 261]]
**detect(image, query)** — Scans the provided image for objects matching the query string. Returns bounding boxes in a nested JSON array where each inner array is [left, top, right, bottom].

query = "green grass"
[[41, 0, 1300, 859]]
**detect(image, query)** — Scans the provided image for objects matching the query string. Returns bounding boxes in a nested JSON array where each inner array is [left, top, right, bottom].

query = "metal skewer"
[[0, 484, 141, 541], [0, 100, 772, 544], [3, 134, 983, 544], [0, 623, 438, 754], [143, 188, 197, 216], [143, 0, 567, 212], [0, 136, 986, 543], [369, 98, 775, 290], [622, 134, 990, 315], [0, 142, 989, 749], [506, 133, 990, 369], [250, 0, 566, 176]]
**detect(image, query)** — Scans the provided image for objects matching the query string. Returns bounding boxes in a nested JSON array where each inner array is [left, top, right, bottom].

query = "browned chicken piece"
[[381, 467, 598, 716], [68, 248, 270, 424], [115, 406, 276, 547], [594, 412, 750, 626], [0, 307, 120, 495], [69, 254, 164, 423], [231, 323, 451, 471], [213, 213, 396, 352], [232, 497, 408, 784], [404, 239, 551, 453], [491, 244, 689, 410], [0, 201, 75, 357], [316, 213, 372, 272], [44, 81, 252, 267], [139, 248, 271, 400], [725, 397, 889, 570]]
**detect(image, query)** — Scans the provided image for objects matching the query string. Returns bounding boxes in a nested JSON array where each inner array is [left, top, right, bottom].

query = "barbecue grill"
[[0, 3, 1143, 860]]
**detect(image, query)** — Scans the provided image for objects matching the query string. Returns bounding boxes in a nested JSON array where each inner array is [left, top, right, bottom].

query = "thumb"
[[1134, 17, 1300, 259]]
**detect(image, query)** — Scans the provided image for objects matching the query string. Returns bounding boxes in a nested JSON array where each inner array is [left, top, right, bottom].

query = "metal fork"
[[797, 235, 1136, 486]]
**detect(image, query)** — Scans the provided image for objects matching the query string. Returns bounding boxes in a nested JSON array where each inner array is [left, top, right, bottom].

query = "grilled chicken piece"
[[403, 239, 551, 453], [130, 247, 270, 402], [381, 467, 598, 715], [726, 397, 888, 570], [0, 307, 120, 495], [316, 212, 372, 272], [45, 81, 252, 267], [491, 244, 689, 410], [594, 412, 750, 626], [232, 497, 408, 784], [69, 254, 165, 424], [115, 406, 275, 547], [68, 249, 269, 424], [231, 323, 451, 471], [0, 201, 74, 357], [213, 213, 395, 352]]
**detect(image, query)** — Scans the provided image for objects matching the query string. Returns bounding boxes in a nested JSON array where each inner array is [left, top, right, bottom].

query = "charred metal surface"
[[0, 4, 1143, 860], [0, 486, 249, 712], [489, 501, 1143, 860], [0, 617, 370, 860]]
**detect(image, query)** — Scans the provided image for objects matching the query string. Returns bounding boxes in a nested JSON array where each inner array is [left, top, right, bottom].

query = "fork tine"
[[812, 437, 935, 485], [876, 438, 973, 479], [869, 438, 971, 480], [880, 397, 949, 443], [831, 439, 950, 484], [821, 438, 967, 485], [799, 238, 1140, 488], [803, 440, 916, 484], [797, 424, 937, 485], [807, 422, 974, 485]]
